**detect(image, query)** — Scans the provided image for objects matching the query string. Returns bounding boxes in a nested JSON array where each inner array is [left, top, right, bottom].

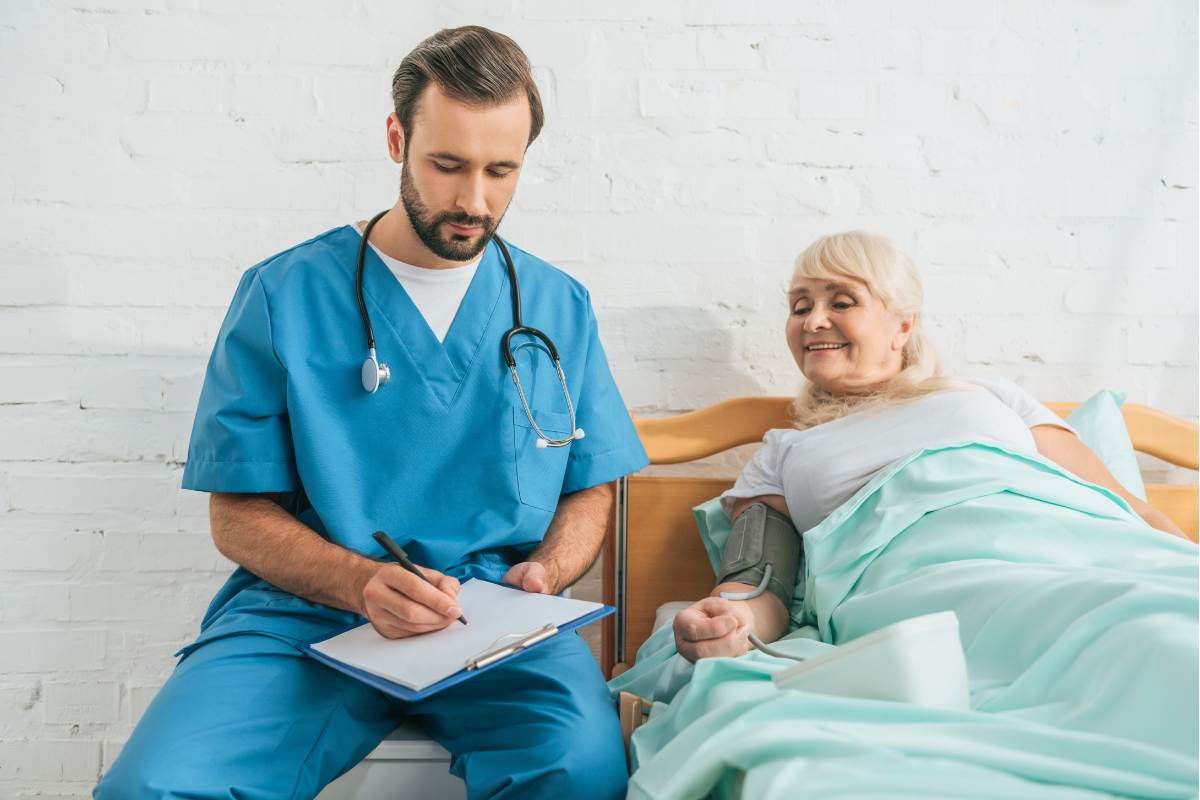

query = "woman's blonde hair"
[[789, 231, 965, 429]]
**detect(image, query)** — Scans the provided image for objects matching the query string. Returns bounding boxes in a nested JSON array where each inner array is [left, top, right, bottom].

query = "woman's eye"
[[792, 306, 811, 315], [833, 301, 853, 310]]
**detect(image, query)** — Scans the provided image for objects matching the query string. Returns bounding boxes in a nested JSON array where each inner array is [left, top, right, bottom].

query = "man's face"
[[390, 85, 531, 262]]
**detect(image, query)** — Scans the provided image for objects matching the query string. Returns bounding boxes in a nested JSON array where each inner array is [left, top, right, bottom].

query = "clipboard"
[[300, 581, 614, 702]]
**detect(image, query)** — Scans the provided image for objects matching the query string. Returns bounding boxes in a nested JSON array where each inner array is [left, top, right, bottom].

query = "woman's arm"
[[673, 494, 795, 662], [1032, 425, 1188, 539]]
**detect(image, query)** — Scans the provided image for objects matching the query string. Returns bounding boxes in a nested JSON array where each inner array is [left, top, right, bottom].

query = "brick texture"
[[1, 2, 1196, 795]]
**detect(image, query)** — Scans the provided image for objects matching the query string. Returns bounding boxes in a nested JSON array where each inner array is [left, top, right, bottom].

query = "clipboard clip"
[[465, 623, 559, 671]]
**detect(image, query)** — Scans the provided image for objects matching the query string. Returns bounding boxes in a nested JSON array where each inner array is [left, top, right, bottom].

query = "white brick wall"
[[1, 1, 1196, 795]]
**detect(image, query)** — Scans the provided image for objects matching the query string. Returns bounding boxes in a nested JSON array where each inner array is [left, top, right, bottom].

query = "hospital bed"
[[600, 396, 1198, 678], [319, 396, 1196, 798]]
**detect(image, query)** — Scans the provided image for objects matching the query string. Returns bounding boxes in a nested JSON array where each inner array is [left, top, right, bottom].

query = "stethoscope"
[[355, 210, 584, 449]]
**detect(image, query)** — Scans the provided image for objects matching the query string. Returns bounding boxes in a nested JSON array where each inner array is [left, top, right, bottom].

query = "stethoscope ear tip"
[[535, 428, 583, 449]]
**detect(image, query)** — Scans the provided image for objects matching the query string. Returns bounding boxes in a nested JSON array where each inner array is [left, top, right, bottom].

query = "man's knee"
[[564, 736, 628, 799], [459, 715, 627, 799], [93, 634, 395, 800], [531, 730, 628, 800], [94, 749, 175, 800]]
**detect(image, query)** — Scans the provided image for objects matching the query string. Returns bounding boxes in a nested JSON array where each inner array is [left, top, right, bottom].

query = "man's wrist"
[[341, 554, 381, 615], [534, 558, 564, 595]]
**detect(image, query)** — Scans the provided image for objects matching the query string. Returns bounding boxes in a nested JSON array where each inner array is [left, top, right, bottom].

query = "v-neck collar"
[[352, 228, 507, 409]]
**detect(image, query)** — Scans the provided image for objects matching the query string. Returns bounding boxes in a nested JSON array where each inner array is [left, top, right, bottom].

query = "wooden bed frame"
[[600, 397, 1199, 678]]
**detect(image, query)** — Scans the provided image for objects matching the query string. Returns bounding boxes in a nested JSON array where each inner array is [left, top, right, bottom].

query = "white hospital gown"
[[720, 378, 1074, 533]]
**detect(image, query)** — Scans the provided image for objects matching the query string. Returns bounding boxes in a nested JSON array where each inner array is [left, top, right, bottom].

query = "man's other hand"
[[503, 561, 554, 594]]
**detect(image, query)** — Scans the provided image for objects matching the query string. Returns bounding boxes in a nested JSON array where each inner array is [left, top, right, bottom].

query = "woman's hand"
[[1032, 425, 1189, 539], [673, 596, 755, 662]]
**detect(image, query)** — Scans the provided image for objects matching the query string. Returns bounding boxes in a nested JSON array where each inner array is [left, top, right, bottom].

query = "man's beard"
[[400, 164, 499, 262]]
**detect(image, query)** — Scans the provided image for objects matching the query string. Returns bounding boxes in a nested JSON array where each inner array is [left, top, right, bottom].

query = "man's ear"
[[386, 113, 405, 165]]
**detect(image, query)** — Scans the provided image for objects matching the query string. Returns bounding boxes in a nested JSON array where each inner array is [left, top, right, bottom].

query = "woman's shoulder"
[[959, 376, 1040, 408], [761, 426, 807, 446], [749, 427, 809, 462], [961, 375, 1023, 395]]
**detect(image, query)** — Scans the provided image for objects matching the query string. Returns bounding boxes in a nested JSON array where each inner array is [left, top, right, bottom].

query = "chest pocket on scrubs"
[[513, 406, 573, 512]]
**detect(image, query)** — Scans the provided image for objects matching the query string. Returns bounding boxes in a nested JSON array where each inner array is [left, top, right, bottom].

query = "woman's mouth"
[[805, 343, 848, 352]]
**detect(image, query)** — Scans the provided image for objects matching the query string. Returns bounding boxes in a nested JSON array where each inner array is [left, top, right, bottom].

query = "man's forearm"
[[209, 493, 377, 614], [526, 482, 614, 594]]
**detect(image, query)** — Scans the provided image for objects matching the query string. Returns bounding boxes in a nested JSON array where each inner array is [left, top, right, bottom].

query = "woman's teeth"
[[806, 343, 847, 351]]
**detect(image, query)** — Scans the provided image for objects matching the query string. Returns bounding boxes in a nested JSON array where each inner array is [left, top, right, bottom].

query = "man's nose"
[[456, 173, 488, 219]]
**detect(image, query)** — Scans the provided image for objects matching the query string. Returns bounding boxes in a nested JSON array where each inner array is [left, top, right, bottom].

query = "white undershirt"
[[720, 377, 1076, 533], [355, 225, 479, 343]]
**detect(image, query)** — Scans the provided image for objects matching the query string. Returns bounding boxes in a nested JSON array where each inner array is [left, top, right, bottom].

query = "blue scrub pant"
[[94, 632, 627, 799]]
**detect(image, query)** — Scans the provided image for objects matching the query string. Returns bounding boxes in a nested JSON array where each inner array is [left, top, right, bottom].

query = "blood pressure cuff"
[[716, 502, 802, 610]]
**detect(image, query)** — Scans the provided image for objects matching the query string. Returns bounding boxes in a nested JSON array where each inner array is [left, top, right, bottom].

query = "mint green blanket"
[[610, 442, 1198, 799]]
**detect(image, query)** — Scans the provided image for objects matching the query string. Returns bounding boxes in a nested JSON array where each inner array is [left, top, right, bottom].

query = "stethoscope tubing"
[[355, 210, 582, 448]]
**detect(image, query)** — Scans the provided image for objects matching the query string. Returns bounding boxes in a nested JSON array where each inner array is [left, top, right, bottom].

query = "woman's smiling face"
[[786, 276, 914, 395]]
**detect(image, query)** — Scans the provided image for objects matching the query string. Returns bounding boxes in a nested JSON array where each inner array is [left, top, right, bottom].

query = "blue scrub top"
[[180, 226, 648, 653]]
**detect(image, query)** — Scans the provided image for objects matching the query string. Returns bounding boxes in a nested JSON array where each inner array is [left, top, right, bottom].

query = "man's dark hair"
[[391, 26, 544, 152]]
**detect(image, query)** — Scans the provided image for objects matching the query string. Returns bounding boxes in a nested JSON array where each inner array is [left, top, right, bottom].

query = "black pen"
[[372, 531, 468, 626]]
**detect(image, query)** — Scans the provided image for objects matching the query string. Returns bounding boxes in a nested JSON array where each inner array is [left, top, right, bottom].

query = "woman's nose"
[[803, 309, 831, 332]]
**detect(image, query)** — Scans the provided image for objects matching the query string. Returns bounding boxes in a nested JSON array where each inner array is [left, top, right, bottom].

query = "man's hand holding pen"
[[361, 562, 462, 640], [362, 531, 465, 640]]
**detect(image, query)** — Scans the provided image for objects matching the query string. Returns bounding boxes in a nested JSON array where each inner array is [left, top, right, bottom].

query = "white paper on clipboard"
[[310, 579, 604, 692]]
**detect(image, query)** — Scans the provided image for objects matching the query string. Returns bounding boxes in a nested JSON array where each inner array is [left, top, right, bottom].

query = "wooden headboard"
[[600, 397, 1199, 677]]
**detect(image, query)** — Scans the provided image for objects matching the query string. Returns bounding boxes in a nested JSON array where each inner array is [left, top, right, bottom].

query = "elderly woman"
[[615, 232, 1195, 799], [674, 230, 1185, 663]]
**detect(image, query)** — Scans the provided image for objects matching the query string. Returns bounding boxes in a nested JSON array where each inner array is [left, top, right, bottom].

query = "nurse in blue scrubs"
[[95, 26, 647, 800]]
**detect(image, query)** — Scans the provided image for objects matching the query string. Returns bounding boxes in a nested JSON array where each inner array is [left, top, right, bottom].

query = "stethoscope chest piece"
[[361, 349, 390, 394]]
